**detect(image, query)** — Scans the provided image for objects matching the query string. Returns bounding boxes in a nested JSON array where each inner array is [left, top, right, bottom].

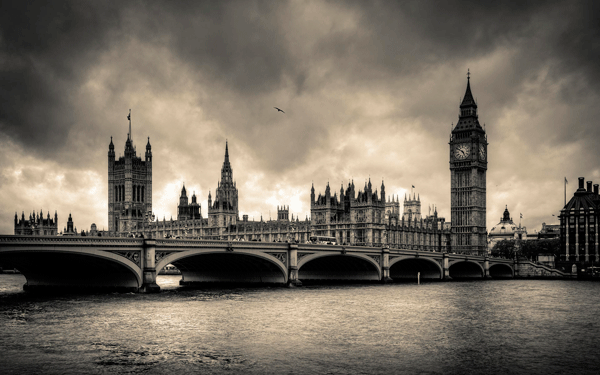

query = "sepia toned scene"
[[1, 1, 599, 374]]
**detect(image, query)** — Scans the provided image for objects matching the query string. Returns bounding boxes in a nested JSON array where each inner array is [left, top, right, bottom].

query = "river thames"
[[0, 275, 599, 374]]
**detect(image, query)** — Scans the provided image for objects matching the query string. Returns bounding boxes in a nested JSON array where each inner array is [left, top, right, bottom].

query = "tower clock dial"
[[479, 144, 486, 160], [454, 144, 470, 159]]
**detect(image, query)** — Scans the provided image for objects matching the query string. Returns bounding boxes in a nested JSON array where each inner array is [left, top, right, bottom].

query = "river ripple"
[[0, 274, 599, 374]]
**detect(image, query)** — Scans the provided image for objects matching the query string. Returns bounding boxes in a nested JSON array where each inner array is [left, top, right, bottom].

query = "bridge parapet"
[[0, 235, 142, 248]]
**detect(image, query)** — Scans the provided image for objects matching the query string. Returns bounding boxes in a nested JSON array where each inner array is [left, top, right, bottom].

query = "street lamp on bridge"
[[144, 211, 155, 239]]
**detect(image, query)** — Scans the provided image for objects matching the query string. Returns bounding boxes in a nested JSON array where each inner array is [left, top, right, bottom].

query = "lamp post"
[[144, 211, 155, 239]]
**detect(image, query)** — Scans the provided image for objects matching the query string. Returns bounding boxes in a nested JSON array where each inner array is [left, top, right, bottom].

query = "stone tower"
[[108, 114, 152, 236], [277, 205, 290, 221], [403, 192, 421, 221], [449, 73, 488, 255], [208, 141, 239, 232]]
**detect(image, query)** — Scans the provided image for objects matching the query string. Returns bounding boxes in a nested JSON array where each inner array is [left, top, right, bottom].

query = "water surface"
[[1, 275, 598, 374]]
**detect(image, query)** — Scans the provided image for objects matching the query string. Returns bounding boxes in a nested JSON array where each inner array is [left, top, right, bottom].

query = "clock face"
[[479, 144, 486, 160], [454, 144, 470, 159]]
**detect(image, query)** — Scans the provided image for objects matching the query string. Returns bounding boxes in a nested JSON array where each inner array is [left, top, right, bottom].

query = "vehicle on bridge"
[[310, 236, 337, 245]]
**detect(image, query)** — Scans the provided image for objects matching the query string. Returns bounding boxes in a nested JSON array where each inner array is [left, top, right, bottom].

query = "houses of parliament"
[[17, 75, 489, 255]]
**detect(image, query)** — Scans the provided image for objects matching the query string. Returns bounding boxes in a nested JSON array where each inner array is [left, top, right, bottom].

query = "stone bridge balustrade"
[[0, 235, 546, 293]]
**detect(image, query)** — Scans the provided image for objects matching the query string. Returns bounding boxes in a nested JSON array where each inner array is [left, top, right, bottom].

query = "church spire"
[[225, 140, 229, 164], [220, 141, 233, 185]]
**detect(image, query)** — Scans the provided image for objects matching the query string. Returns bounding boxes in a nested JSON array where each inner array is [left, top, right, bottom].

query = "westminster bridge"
[[0, 235, 567, 292]]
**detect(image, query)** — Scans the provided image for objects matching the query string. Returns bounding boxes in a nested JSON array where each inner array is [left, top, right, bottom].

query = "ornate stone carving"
[[368, 255, 381, 264], [266, 252, 287, 265], [297, 252, 312, 261], [112, 251, 140, 267], [155, 251, 175, 262]]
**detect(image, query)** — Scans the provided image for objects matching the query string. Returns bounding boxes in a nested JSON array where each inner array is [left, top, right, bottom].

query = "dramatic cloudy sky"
[[1, 0, 599, 235]]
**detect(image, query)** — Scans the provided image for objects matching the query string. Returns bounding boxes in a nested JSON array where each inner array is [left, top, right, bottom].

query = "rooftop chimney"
[[587, 181, 593, 192], [578, 177, 585, 190], [595, 184, 599, 196]]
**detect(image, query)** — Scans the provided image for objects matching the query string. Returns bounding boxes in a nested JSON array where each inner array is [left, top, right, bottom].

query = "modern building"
[[449, 73, 488, 255], [559, 177, 600, 263], [14, 210, 58, 236]]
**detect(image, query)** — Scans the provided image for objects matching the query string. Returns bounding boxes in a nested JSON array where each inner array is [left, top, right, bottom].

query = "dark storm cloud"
[[0, 0, 122, 155], [2, 0, 599, 164]]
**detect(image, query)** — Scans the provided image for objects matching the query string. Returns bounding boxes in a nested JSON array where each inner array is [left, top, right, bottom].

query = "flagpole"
[[129, 109, 132, 141], [564, 177, 567, 207]]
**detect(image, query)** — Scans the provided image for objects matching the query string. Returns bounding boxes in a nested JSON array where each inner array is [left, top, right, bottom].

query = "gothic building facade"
[[449, 74, 488, 255], [107, 119, 152, 235], [14, 210, 58, 236], [121, 142, 313, 242], [310, 182, 450, 251], [104, 74, 483, 252]]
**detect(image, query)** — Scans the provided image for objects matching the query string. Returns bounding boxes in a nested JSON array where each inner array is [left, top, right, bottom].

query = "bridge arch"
[[389, 256, 443, 280], [449, 260, 485, 279], [0, 247, 142, 291], [298, 253, 381, 282], [489, 263, 514, 278], [156, 249, 288, 284]]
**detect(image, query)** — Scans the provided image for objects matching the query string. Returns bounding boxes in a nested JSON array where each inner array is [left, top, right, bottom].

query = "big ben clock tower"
[[449, 72, 487, 255]]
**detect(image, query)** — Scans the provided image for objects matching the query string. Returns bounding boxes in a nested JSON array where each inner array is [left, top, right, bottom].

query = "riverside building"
[[559, 177, 600, 263]]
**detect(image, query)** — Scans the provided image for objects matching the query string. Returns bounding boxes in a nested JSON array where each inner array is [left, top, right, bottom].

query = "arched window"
[[138, 186, 141, 202], [141, 186, 144, 202]]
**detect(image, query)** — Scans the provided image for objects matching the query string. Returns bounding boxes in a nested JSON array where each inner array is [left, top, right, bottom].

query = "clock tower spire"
[[449, 71, 488, 255]]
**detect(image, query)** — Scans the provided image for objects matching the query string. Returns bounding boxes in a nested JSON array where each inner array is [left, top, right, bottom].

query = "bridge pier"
[[140, 239, 160, 293], [484, 257, 491, 278], [287, 244, 302, 287], [381, 247, 392, 283], [442, 253, 452, 280]]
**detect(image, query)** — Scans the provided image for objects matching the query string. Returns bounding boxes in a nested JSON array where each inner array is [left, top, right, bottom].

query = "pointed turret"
[[219, 141, 233, 185], [145, 137, 152, 161], [109, 137, 115, 157], [179, 184, 188, 207], [460, 72, 476, 109], [454, 70, 483, 132]]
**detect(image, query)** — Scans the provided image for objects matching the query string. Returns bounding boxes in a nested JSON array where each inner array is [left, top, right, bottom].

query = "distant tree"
[[521, 240, 541, 260], [491, 239, 517, 258], [521, 238, 561, 260]]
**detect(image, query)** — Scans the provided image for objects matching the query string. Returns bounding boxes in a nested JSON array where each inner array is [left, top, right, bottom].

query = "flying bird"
[[274, 107, 285, 113]]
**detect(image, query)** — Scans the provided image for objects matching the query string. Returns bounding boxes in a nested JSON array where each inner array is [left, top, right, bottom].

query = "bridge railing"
[[0, 235, 143, 248]]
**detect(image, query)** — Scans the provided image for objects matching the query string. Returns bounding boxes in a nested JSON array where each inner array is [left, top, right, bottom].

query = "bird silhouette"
[[274, 107, 285, 113]]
